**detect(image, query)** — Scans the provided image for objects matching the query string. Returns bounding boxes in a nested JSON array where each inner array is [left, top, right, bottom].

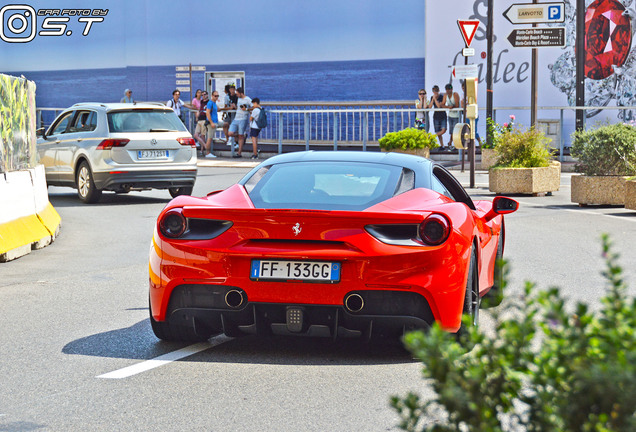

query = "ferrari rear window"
[[107, 109, 187, 133], [246, 161, 410, 210]]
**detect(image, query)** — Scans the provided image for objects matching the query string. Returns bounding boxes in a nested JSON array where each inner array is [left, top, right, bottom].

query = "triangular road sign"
[[457, 20, 480, 47]]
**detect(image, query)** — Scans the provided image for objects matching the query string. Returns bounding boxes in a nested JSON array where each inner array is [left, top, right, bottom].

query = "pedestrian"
[[120, 89, 135, 103], [429, 85, 447, 149], [415, 88, 430, 132], [203, 90, 224, 158], [228, 87, 252, 158], [221, 84, 238, 146], [167, 89, 186, 123], [442, 83, 461, 149], [248, 97, 263, 160], [194, 90, 209, 153]]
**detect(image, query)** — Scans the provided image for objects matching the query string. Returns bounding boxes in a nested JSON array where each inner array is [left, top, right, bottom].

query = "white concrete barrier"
[[0, 164, 61, 262]]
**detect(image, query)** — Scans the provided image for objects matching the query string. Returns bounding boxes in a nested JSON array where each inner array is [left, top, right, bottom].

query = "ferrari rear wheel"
[[149, 302, 213, 342], [457, 248, 479, 340], [483, 229, 504, 308]]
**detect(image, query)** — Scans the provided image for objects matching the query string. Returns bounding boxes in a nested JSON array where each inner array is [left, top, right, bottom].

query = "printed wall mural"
[[550, 0, 636, 121], [0, 74, 37, 173]]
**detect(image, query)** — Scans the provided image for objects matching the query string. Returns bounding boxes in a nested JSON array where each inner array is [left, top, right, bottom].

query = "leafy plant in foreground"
[[391, 234, 636, 432], [379, 128, 440, 151]]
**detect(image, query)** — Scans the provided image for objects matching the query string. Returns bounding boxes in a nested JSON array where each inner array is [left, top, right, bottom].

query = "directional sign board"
[[503, 2, 565, 24], [176, 73, 189, 78], [457, 20, 480, 47], [452, 64, 479, 79], [176, 80, 190, 85], [175, 65, 206, 72], [507, 27, 566, 48]]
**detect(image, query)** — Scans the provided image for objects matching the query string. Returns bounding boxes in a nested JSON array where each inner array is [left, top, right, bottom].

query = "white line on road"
[[97, 336, 231, 379]]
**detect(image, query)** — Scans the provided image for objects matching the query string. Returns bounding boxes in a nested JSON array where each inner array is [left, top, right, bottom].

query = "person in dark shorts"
[[429, 85, 447, 149], [249, 98, 263, 159], [221, 84, 238, 146]]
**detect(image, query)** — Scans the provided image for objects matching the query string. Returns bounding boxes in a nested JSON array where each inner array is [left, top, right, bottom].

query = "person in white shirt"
[[167, 89, 186, 123], [228, 87, 252, 158], [248, 98, 262, 160]]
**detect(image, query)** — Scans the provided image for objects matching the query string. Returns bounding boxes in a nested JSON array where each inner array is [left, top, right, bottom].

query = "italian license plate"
[[138, 150, 168, 159], [250, 260, 340, 282]]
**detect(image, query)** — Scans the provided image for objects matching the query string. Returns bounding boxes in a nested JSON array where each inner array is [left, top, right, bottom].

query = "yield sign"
[[457, 20, 480, 47]]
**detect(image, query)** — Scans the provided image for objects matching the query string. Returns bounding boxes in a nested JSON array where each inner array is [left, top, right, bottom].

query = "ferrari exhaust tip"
[[225, 290, 244, 309], [344, 293, 364, 313]]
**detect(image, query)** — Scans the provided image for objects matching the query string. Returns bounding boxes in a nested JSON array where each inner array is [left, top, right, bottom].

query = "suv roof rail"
[[133, 101, 167, 107], [71, 102, 108, 108]]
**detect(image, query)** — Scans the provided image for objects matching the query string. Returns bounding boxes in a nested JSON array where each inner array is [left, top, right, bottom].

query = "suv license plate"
[[138, 150, 168, 159], [250, 260, 340, 282]]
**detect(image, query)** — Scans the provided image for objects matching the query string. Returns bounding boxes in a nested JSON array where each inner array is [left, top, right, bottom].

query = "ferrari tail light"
[[177, 137, 196, 147], [96, 138, 130, 150], [158, 208, 233, 240], [419, 214, 451, 246], [159, 209, 187, 238]]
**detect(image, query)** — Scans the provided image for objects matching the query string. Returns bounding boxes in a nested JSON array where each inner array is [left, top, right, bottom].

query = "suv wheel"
[[76, 161, 102, 203], [169, 186, 193, 198]]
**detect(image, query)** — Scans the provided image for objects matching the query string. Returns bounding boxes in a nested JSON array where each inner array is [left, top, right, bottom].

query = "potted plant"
[[570, 122, 636, 206], [379, 128, 439, 158], [482, 115, 514, 170], [488, 124, 560, 195]]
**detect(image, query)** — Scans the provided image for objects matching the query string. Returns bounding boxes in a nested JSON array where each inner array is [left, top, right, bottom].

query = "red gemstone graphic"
[[585, 0, 632, 80]]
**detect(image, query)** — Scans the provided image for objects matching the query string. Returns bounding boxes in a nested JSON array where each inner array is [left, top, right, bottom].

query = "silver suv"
[[37, 102, 197, 203]]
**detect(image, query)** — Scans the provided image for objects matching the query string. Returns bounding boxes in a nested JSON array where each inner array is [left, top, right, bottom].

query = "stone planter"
[[626, 180, 636, 211], [480, 148, 498, 170], [571, 175, 629, 206], [381, 147, 430, 158], [489, 161, 561, 195]]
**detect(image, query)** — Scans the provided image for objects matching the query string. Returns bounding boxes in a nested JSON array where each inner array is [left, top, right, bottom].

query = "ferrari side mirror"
[[484, 196, 519, 222]]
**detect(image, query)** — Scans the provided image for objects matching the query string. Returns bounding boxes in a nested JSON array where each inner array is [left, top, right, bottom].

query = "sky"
[[1, 0, 426, 72]]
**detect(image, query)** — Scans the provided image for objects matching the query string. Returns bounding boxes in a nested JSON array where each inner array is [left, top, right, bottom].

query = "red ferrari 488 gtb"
[[149, 151, 518, 342]]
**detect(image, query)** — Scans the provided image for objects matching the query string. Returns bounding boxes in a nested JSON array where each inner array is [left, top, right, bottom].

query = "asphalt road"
[[1, 166, 635, 431]]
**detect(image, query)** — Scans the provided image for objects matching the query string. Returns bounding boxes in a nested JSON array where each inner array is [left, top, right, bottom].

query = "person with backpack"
[[249, 98, 266, 160]]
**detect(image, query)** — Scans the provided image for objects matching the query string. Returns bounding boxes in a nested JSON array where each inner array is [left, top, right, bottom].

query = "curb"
[[0, 165, 62, 262]]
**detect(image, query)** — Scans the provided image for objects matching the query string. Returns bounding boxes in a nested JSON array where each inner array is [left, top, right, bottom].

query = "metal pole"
[[486, 0, 494, 146], [333, 114, 338, 150], [304, 112, 310, 151], [278, 113, 283, 154], [189, 63, 192, 100], [530, 0, 538, 128], [575, 0, 585, 130]]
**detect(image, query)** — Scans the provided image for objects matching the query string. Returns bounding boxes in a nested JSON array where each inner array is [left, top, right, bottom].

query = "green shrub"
[[493, 125, 553, 168], [571, 123, 636, 176], [379, 128, 440, 151], [391, 234, 636, 432], [484, 116, 514, 149]]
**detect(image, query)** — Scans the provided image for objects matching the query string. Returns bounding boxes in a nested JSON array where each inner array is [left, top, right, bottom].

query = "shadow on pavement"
[[48, 191, 169, 208], [61, 319, 414, 366]]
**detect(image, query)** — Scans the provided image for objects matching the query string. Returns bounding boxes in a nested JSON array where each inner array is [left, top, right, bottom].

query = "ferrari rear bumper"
[[165, 284, 435, 339]]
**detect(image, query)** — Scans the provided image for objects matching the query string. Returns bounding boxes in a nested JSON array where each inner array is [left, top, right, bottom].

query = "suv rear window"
[[107, 109, 187, 133]]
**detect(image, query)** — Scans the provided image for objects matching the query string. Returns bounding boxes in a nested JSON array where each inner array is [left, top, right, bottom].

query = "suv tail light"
[[419, 214, 451, 246], [97, 139, 130, 150], [177, 137, 196, 147]]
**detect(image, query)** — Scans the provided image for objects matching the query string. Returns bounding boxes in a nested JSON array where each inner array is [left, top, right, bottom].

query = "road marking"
[[515, 199, 636, 223], [97, 336, 230, 379]]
